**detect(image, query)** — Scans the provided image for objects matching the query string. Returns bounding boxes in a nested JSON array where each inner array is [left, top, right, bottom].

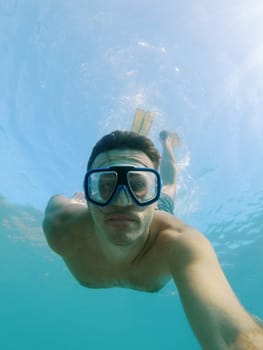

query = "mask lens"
[[88, 171, 118, 204], [85, 166, 161, 207], [127, 170, 158, 204]]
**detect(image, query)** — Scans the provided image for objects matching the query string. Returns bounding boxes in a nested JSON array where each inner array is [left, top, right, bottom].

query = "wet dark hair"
[[87, 130, 160, 169]]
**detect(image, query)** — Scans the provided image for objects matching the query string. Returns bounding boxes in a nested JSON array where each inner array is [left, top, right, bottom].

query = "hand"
[[71, 192, 87, 205]]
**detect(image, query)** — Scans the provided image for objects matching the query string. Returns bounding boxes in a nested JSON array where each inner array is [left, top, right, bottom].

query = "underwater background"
[[1, 1, 263, 349]]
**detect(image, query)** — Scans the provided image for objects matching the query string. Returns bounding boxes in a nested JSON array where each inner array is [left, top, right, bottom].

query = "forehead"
[[91, 149, 154, 169]]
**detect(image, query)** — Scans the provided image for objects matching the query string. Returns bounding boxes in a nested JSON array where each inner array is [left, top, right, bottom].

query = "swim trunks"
[[157, 193, 174, 214]]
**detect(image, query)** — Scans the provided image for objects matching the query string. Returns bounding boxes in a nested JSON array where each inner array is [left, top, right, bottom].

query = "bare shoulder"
[[42, 194, 91, 255], [153, 210, 209, 248], [152, 210, 217, 270], [43, 195, 89, 228]]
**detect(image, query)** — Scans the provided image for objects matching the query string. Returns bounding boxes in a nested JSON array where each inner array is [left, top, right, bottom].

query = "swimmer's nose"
[[111, 186, 133, 206]]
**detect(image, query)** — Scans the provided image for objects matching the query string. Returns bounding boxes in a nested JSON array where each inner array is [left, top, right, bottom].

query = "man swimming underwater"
[[43, 128, 263, 349]]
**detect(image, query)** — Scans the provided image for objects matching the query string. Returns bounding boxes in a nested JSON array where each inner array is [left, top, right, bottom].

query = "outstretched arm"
[[170, 229, 263, 349]]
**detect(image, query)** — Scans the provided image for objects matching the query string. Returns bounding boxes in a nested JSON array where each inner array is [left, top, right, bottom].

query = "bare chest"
[[62, 246, 171, 292]]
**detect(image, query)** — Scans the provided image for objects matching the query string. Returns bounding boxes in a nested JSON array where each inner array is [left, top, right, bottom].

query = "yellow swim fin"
[[131, 109, 154, 136]]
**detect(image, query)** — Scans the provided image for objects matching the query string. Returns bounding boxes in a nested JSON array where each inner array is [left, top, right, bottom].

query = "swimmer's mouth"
[[105, 213, 137, 222]]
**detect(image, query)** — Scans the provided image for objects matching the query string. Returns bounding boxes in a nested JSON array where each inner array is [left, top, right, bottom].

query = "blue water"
[[1, 1, 263, 349]]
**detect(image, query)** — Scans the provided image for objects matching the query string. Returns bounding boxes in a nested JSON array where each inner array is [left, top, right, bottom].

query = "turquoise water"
[[1, 1, 263, 349]]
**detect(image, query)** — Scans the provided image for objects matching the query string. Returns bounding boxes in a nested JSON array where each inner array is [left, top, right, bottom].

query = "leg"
[[159, 130, 180, 201]]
